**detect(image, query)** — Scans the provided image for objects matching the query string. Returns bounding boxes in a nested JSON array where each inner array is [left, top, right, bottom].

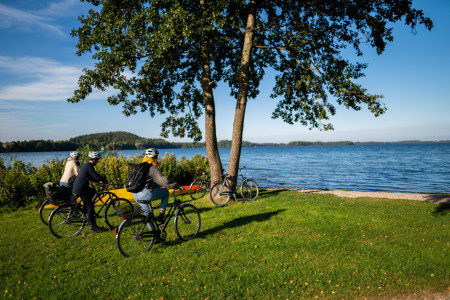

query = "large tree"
[[69, 0, 432, 183], [69, 0, 231, 182], [224, 0, 432, 180]]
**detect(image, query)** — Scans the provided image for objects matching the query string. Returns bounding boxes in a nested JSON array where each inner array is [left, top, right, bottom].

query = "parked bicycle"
[[116, 189, 201, 257], [188, 172, 210, 200], [209, 166, 259, 206], [41, 183, 133, 229], [47, 185, 135, 238]]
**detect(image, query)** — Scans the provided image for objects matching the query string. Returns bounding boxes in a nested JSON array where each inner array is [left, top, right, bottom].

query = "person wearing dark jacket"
[[73, 151, 108, 232], [133, 148, 184, 222]]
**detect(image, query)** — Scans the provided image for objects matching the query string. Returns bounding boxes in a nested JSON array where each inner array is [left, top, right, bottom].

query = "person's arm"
[[73, 161, 79, 176], [87, 164, 107, 183], [68, 161, 79, 182], [149, 167, 181, 189]]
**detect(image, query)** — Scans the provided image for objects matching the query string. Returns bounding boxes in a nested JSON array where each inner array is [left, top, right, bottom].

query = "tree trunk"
[[227, 0, 257, 183], [200, 0, 223, 184]]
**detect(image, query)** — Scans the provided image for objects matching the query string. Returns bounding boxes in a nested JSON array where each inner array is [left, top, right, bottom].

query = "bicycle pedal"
[[154, 238, 165, 244]]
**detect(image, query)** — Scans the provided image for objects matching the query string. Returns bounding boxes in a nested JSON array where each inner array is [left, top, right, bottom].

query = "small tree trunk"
[[227, 0, 257, 185], [200, 0, 223, 184]]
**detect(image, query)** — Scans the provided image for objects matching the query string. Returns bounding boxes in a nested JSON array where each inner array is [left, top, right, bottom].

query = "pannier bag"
[[43, 182, 73, 204]]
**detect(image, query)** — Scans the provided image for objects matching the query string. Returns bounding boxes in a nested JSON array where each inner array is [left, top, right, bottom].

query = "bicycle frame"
[[126, 191, 182, 238], [91, 183, 117, 216], [219, 168, 248, 193]]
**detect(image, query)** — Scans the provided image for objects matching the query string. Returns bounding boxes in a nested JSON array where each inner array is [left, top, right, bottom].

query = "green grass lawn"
[[0, 190, 448, 299]]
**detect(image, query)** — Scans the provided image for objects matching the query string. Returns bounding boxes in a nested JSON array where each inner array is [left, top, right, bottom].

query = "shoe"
[[89, 225, 107, 232], [155, 213, 165, 223]]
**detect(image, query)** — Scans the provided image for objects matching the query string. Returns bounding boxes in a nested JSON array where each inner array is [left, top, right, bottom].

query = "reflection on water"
[[1, 143, 449, 193]]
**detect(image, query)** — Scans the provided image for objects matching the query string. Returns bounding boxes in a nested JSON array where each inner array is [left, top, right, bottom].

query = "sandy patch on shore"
[[289, 189, 450, 204]]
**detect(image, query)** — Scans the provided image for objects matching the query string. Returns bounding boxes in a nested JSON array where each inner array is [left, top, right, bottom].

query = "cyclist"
[[133, 148, 184, 222], [60, 151, 80, 190], [73, 151, 109, 232]]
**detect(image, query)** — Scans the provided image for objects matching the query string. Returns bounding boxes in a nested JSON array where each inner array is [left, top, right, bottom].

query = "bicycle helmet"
[[88, 151, 100, 159], [69, 151, 79, 158], [145, 148, 159, 158]]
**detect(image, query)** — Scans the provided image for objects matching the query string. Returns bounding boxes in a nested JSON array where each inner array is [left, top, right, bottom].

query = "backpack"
[[125, 162, 150, 193], [43, 182, 73, 204]]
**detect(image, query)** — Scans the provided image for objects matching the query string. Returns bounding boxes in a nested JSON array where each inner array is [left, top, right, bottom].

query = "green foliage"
[[70, 0, 432, 138], [0, 153, 209, 209], [95, 154, 130, 187], [1, 191, 448, 299], [29, 160, 65, 197], [69, 0, 225, 141], [0, 131, 203, 152], [0, 139, 78, 153], [158, 153, 208, 186], [0, 160, 37, 209], [68, 131, 183, 150]]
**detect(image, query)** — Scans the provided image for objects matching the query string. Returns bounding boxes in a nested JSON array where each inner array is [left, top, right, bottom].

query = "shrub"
[[0, 160, 36, 208], [0, 153, 209, 209]]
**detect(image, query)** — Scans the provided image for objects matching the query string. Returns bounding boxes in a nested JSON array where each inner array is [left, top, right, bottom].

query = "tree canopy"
[[69, 0, 432, 180]]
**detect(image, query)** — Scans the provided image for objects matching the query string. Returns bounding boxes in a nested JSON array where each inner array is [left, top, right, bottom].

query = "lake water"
[[1, 143, 449, 193]]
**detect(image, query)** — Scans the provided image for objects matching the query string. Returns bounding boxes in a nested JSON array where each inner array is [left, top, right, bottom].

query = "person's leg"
[[134, 188, 152, 216], [148, 188, 169, 222], [81, 187, 98, 229], [148, 188, 169, 212]]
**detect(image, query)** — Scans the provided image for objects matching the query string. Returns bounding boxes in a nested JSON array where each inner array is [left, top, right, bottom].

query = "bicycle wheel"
[[48, 204, 87, 238], [39, 199, 54, 225], [189, 179, 209, 200], [116, 215, 156, 257], [174, 204, 201, 241], [209, 182, 233, 206], [104, 198, 135, 229], [92, 191, 118, 217], [240, 179, 259, 201]]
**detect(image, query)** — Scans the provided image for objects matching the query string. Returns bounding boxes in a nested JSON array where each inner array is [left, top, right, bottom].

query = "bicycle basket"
[[43, 182, 73, 204]]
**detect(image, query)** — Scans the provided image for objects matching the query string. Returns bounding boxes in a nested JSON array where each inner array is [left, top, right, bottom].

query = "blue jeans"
[[134, 187, 169, 217], [60, 181, 73, 190]]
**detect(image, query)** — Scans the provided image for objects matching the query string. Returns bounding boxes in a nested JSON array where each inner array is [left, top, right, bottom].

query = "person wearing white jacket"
[[60, 151, 80, 190]]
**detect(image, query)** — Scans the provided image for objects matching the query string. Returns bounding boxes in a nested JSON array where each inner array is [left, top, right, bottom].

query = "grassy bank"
[[1, 190, 448, 299]]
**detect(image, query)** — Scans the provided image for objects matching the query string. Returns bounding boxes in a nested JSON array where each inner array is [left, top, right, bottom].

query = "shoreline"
[[269, 188, 450, 204]]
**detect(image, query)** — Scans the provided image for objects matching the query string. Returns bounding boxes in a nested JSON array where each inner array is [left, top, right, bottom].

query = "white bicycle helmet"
[[145, 148, 159, 158], [88, 151, 100, 159], [69, 151, 79, 158]]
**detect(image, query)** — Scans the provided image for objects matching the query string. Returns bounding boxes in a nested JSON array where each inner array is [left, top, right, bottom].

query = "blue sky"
[[0, 0, 449, 144]]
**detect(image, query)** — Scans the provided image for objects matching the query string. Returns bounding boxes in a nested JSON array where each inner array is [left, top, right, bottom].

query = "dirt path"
[[292, 189, 450, 204]]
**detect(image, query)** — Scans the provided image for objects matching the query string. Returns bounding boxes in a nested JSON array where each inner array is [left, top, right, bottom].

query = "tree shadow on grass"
[[424, 194, 449, 215], [258, 188, 290, 198], [197, 209, 285, 239], [157, 210, 285, 248]]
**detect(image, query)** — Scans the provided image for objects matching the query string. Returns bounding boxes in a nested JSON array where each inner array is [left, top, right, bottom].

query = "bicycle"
[[41, 183, 134, 229], [209, 166, 259, 206], [47, 189, 135, 239], [189, 172, 210, 200], [115, 189, 201, 257]]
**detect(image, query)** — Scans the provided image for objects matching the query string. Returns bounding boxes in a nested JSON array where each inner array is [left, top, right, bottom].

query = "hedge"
[[0, 152, 209, 210]]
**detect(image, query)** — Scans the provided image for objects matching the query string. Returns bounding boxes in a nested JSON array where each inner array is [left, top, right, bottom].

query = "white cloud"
[[0, 3, 66, 36], [0, 56, 135, 101], [0, 56, 82, 101], [36, 0, 82, 17]]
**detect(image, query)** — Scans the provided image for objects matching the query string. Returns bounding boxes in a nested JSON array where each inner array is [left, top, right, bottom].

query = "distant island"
[[1, 131, 449, 153]]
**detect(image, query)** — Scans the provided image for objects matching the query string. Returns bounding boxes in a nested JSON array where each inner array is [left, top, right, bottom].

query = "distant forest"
[[1, 131, 449, 153]]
